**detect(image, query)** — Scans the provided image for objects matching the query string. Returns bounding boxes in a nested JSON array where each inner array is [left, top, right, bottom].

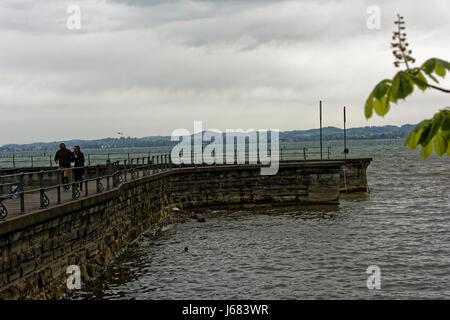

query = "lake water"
[[74, 139, 450, 299]]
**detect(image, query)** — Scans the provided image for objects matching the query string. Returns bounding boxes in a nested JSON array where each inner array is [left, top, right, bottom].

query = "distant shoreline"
[[0, 124, 414, 153]]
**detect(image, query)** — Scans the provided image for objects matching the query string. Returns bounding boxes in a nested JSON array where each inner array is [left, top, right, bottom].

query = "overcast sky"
[[0, 0, 449, 145]]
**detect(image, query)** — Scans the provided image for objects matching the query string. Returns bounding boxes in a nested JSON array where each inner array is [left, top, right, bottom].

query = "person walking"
[[54, 143, 72, 190], [71, 145, 85, 190]]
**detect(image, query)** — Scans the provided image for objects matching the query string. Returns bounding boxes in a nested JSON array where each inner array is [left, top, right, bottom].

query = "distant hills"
[[279, 124, 415, 142], [0, 124, 415, 152]]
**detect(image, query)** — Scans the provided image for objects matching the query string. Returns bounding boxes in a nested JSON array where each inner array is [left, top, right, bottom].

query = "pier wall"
[[0, 159, 370, 299]]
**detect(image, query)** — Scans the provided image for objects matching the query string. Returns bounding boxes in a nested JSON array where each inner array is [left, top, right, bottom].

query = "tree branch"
[[427, 84, 450, 94]]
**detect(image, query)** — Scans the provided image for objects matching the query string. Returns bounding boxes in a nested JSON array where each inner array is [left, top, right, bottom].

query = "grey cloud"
[[0, 0, 449, 144]]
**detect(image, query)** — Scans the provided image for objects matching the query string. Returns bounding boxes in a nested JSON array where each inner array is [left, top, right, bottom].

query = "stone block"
[[20, 260, 36, 277]]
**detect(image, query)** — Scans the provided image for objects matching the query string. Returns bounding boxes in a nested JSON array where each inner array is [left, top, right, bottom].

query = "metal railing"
[[0, 150, 172, 168], [0, 154, 173, 221], [0, 146, 351, 221], [0, 145, 347, 168]]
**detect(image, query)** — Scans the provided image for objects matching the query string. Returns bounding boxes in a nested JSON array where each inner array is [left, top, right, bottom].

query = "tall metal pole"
[[319, 100, 323, 160], [343, 106, 347, 159]]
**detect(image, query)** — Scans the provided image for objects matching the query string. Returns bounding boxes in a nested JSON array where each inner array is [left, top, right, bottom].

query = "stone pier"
[[0, 159, 371, 299]]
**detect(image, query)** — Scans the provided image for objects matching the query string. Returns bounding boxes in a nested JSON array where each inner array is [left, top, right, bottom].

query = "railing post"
[[39, 170, 44, 188], [87, 154, 91, 166], [96, 165, 101, 192], [124, 160, 128, 181], [19, 173, 25, 214], [49, 155, 53, 167], [135, 159, 139, 178], [57, 185, 61, 204], [31, 156, 34, 168], [130, 159, 135, 179], [151, 156, 155, 174], [303, 147, 307, 161], [38, 171, 44, 208], [13, 154, 16, 168]]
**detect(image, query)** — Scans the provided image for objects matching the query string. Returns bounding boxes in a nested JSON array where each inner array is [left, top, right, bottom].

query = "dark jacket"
[[71, 151, 85, 168], [54, 149, 72, 168]]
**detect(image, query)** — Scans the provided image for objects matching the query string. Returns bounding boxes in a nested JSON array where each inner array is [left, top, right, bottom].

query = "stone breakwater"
[[0, 159, 371, 299]]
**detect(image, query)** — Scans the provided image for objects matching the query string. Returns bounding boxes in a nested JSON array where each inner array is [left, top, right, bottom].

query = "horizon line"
[[0, 123, 416, 148]]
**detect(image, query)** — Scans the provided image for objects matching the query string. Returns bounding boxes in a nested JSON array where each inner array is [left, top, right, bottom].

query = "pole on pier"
[[343, 106, 348, 159], [319, 100, 323, 160]]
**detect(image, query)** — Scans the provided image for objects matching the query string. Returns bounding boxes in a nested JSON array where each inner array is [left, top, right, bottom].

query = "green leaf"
[[390, 71, 414, 102], [420, 113, 443, 147], [435, 58, 450, 70], [405, 110, 450, 157], [405, 130, 418, 149], [441, 109, 450, 131], [426, 73, 440, 84], [365, 80, 392, 119], [411, 71, 428, 91], [434, 130, 450, 156], [373, 98, 382, 116], [421, 57, 450, 81], [417, 120, 433, 146], [421, 141, 433, 158], [422, 58, 436, 75], [435, 63, 447, 77], [373, 80, 391, 99], [373, 96, 390, 116], [405, 120, 430, 149], [364, 94, 374, 119]]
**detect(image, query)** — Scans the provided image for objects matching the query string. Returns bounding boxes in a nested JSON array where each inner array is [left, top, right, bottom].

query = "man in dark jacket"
[[54, 143, 72, 189], [71, 145, 85, 190]]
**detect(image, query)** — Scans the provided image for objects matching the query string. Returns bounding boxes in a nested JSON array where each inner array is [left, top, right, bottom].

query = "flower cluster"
[[391, 14, 416, 68]]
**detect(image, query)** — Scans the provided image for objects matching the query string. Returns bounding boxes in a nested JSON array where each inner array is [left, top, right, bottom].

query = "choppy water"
[[75, 139, 450, 299]]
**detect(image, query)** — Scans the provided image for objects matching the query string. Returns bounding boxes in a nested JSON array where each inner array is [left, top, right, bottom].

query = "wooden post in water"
[[319, 100, 323, 160], [343, 106, 348, 159]]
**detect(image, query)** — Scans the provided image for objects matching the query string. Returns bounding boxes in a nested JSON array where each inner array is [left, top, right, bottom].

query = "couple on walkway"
[[54, 143, 85, 190]]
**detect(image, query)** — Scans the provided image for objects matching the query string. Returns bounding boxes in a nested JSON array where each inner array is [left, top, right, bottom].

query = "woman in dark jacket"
[[71, 145, 85, 190]]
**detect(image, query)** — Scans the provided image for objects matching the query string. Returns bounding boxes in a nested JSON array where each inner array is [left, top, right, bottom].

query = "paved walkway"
[[0, 169, 162, 222], [1, 179, 102, 220]]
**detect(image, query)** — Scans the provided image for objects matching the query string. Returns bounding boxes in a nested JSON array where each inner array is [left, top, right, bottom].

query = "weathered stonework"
[[0, 159, 370, 299]]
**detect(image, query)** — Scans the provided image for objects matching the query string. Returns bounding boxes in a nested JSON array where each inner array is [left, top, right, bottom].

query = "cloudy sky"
[[0, 0, 449, 145]]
